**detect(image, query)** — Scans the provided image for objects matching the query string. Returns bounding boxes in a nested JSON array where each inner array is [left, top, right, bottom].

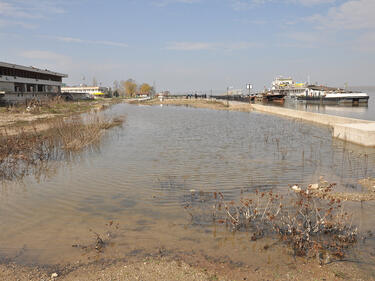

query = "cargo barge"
[[296, 85, 369, 105]]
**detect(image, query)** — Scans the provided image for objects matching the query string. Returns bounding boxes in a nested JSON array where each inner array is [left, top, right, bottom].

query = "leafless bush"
[[217, 190, 357, 261], [185, 187, 359, 264]]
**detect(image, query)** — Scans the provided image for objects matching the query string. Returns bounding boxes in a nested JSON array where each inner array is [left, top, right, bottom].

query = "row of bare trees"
[[112, 79, 154, 98]]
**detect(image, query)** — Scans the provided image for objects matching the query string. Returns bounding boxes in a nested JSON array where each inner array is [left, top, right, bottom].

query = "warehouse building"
[[0, 61, 68, 104]]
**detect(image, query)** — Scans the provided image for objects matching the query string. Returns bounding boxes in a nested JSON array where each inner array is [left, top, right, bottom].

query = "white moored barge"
[[296, 85, 369, 105]]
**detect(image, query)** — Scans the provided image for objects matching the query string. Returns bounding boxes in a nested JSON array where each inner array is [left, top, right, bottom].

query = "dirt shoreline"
[[1, 247, 373, 281], [128, 97, 254, 112]]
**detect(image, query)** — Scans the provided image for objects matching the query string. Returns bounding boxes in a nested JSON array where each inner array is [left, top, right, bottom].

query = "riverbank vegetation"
[[184, 178, 375, 266], [0, 113, 125, 182], [0, 97, 123, 131]]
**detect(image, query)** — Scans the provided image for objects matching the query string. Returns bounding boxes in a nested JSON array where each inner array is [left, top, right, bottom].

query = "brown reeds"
[[0, 113, 125, 182], [54, 115, 122, 151], [1, 97, 100, 117]]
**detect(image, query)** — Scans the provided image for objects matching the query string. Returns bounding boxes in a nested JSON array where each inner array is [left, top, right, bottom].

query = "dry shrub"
[[218, 190, 357, 262], [185, 187, 359, 264]]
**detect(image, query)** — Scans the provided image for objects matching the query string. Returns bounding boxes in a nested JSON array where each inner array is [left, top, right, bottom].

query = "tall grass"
[[0, 97, 97, 115], [0, 113, 125, 182]]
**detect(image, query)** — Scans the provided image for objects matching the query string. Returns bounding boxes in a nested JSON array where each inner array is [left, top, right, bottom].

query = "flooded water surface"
[[1, 103, 375, 275]]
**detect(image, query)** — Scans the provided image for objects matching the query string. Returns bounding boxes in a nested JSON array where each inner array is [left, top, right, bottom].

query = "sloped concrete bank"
[[248, 103, 375, 147]]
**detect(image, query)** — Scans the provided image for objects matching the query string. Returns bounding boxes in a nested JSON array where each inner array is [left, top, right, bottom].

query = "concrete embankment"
[[249, 103, 375, 147]]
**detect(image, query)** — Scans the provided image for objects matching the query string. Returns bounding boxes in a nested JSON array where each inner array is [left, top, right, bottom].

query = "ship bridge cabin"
[[0, 61, 68, 104], [271, 77, 307, 97]]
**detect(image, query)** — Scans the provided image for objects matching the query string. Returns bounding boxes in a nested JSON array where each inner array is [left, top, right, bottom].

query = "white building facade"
[[61, 86, 108, 99]]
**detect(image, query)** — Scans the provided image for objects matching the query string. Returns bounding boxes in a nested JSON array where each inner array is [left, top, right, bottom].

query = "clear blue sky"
[[0, 0, 374, 92]]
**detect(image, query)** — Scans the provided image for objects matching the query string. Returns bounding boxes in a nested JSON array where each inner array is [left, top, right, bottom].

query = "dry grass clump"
[[358, 178, 375, 193], [0, 113, 125, 181], [1, 97, 95, 115], [305, 179, 375, 202], [0, 129, 56, 181], [55, 115, 124, 151]]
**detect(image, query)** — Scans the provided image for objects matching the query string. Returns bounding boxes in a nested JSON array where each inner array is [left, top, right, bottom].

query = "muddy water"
[[1, 103, 375, 274]]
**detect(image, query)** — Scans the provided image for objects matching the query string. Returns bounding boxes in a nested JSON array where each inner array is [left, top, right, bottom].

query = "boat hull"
[[296, 95, 369, 105]]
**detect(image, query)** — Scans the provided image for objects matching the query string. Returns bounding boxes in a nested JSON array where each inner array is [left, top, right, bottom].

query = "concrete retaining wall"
[[333, 123, 375, 147], [251, 104, 373, 126], [247, 103, 375, 147]]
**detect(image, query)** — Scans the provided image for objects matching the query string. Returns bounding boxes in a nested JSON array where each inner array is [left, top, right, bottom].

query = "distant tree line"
[[112, 79, 155, 98]]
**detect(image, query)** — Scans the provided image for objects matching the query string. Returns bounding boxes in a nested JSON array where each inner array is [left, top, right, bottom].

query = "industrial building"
[[0, 61, 68, 104]]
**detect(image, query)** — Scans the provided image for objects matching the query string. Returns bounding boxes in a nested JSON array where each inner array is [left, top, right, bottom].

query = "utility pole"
[[227, 86, 229, 106]]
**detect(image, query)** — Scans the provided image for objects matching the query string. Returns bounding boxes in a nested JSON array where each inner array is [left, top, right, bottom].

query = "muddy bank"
[[0, 258, 224, 281], [128, 98, 254, 112], [1, 248, 373, 281]]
